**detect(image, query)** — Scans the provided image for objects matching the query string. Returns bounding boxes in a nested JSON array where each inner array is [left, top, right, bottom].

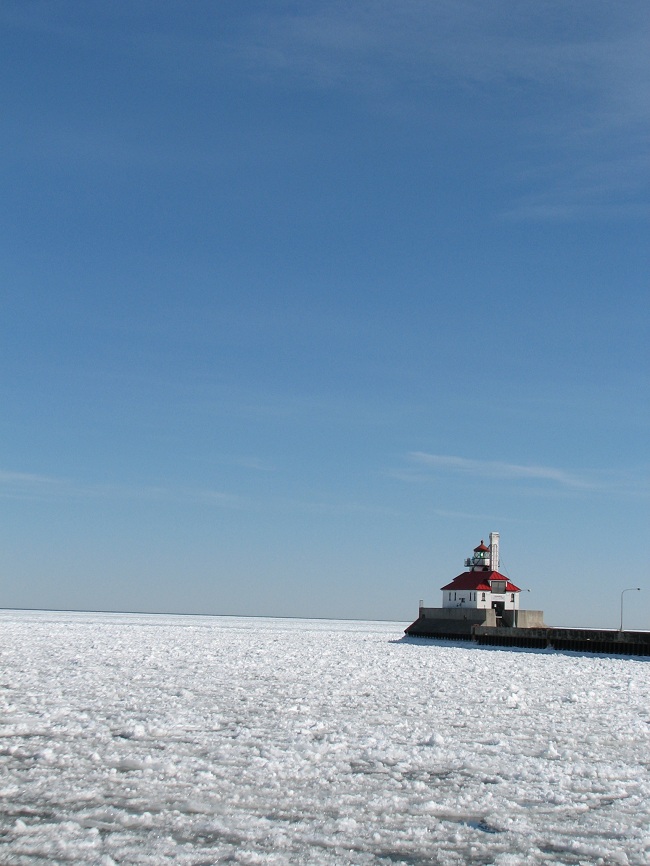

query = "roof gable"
[[440, 570, 521, 592]]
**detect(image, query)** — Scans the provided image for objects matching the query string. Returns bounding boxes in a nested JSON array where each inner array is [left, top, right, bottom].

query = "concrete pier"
[[405, 620, 650, 656]]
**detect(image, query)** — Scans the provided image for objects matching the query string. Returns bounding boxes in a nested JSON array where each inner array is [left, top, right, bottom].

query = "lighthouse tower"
[[440, 532, 520, 617]]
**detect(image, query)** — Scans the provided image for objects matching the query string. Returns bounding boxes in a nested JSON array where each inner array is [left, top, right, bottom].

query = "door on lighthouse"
[[492, 601, 505, 624]]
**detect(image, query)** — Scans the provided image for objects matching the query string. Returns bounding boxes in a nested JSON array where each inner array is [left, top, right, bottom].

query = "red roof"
[[440, 570, 521, 592], [474, 541, 489, 552]]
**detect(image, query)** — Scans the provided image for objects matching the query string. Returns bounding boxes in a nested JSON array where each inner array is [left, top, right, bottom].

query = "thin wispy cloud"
[[234, 457, 277, 473], [0, 469, 65, 497], [236, 2, 650, 219], [0, 468, 398, 516], [238, 2, 649, 116], [4, 2, 647, 218], [408, 453, 594, 490], [500, 151, 650, 222], [0, 470, 241, 508], [271, 496, 400, 518], [0, 470, 162, 502], [433, 509, 532, 524]]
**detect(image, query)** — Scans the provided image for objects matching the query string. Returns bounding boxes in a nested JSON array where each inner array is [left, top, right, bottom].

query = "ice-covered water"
[[1, 611, 649, 865]]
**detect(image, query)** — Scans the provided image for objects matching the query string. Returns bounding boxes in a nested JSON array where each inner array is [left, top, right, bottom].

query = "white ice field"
[[1, 612, 649, 866]]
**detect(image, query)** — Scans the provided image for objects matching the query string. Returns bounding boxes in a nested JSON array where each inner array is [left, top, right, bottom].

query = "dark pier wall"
[[405, 622, 650, 656]]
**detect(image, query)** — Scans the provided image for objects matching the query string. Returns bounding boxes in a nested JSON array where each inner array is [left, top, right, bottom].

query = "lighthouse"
[[439, 531, 521, 621], [405, 532, 545, 637]]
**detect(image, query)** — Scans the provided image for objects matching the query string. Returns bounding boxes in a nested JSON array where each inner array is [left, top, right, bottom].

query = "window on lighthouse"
[[481, 592, 486, 601]]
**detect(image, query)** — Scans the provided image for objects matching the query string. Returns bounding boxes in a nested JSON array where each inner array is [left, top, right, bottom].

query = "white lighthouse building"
[[440, 531, 521, 618], [405, 532, 545, 636]]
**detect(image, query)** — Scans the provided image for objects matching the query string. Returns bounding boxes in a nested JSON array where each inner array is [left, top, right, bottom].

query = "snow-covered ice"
[[1, 611, 649, 865]]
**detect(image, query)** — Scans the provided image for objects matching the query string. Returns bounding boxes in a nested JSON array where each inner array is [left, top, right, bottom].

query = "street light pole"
[[620, 588, 641, 632]]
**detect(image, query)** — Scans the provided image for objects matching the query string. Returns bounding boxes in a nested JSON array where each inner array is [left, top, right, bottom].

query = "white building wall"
[[442, 591, 473, 608], [441, 590, 488, 609], [441, 588, 519, 610]]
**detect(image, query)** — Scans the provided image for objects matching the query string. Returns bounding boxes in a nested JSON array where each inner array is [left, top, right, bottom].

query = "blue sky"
[[1, 1, 648, 628]]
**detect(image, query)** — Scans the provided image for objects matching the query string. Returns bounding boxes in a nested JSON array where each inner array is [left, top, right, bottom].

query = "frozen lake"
[[1, 611, 649, 865]]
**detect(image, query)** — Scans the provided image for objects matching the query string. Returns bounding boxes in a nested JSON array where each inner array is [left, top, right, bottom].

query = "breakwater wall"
[[405, 624, 650, 656]]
